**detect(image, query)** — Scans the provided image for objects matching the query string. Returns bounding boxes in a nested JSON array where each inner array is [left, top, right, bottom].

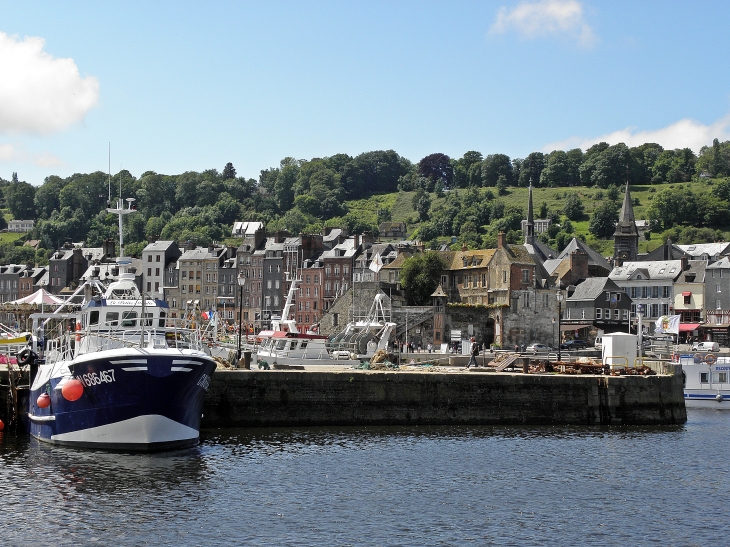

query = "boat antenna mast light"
[[107, 197, 137, 259]]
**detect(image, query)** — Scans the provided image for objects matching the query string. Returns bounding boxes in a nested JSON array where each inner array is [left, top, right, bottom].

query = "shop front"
[[701, 323, 730, 347]]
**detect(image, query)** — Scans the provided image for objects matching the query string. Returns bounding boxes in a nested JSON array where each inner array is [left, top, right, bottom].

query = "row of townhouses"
[[5, 183, 730, 348]]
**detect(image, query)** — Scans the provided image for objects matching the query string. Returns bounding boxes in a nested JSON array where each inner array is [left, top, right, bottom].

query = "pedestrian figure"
[[467, 337, 479, 368], [427, 342, 433, 353]]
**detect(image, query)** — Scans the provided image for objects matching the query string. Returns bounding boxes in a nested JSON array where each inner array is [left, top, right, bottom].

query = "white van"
[[594, 330, 604, 350], [691, 341, 719, 352]]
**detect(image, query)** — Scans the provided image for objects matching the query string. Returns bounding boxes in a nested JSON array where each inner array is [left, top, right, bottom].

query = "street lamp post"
[[637, 303, 644, 357], [552, 317, 556, 351], [557, 289, 564, 362], [237, 274, 246, 361]]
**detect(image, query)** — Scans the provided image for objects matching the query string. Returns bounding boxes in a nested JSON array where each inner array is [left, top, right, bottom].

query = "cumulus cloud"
[[0, 141, 64, 168], [543, 115, 730, 154], [0, 31, 99, 135], [490, 0, 596, 48]]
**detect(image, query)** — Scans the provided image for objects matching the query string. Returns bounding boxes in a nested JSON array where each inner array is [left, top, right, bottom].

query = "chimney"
[[681, 256, 688, 271], [497, 232, 507, 250], [569, 250, 589, 281]]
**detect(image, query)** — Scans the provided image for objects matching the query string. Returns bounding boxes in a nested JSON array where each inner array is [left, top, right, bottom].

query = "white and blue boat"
[[678, 352, 730, 408], [24, 198, 217, 450]]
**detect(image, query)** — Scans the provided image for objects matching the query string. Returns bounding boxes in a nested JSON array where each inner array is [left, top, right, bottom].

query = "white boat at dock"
[[255, 278, 395, 368]]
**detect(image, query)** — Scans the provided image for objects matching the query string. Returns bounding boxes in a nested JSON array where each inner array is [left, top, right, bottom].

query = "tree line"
[[0, 139, 729, 265]]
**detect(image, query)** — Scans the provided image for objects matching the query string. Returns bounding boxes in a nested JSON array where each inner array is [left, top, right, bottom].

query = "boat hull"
[[680, 354, 730, 410], [28, 349, 216, 451], [255, 349, 360, 367]]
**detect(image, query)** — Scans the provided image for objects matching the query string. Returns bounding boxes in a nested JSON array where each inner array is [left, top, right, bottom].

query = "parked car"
[[560, 339, 589, 350], [526, 343, 551, 353], [691, 341, 719, 352]]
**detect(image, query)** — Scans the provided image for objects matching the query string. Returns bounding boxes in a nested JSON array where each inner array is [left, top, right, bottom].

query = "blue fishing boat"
[[23, 198, 217, 450]]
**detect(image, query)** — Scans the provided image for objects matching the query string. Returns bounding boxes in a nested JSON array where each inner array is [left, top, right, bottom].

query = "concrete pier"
[[202, 368, 687, 427], [1, 366, 687, 428]]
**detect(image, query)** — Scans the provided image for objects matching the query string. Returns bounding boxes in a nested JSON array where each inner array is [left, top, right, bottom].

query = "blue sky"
[[2, 0, 730, 186]]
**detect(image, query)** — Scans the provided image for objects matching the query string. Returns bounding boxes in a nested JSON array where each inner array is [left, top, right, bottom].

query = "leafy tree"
[[417, 222, 439, 241], [494, 205, 523, 233], [175, 171, 202, 209], [341, 150, 411, 199], [34, 175, 64, 220], [222, 162, 237, 180], [452, 151, 482, 188], [5, 181, 36, 219], [563, 193, 584, 220], [258, 167, 279, 193], [588, 201, 618, 239], [646, 186, 698, 230], [631, 143, 664, 184], [136, 172, 177, 218], [481, 154, 513, 187], [145, 216, 168, 240], [274, 158, 300, 212], [517, 152, 545, 187], [540, 150, 570, 187], [417, 153, 453, 191], [587, 143, 633, 188], [712, 178, 730, 201], [412, 188, 431, 221], [496, 175, 508, 196], [400, 252, 446, 305]]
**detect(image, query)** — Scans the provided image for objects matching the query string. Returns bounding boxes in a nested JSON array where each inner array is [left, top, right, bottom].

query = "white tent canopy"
[[8, 288, 64, 306]]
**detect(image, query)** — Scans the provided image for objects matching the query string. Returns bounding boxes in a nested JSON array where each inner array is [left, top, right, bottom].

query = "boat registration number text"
[[77, 369, 116, 387]]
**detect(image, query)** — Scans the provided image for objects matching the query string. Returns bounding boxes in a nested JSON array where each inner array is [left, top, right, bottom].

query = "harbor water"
[[1, 408, 727, 546]]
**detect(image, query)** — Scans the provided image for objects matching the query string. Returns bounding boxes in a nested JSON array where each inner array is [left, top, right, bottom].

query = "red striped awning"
[[681, 291, 691, 297], [679, 323, 700, 332]]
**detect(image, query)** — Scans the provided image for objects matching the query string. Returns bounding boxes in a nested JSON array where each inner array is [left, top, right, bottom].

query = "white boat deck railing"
[[41, 317, 209, 365]]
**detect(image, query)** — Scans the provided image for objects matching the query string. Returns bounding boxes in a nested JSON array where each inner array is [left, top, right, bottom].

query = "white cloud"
[[543, 115, 730, 154], [0, 143, 18, 161], [0, 31, 99, 135], [490, 0, 596, 48], [0, 141, 65, 168]]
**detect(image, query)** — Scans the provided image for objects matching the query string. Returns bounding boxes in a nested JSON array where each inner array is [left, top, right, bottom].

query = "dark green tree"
[[222, 162, 237, 180], [589, 201, 619, 239], [5, 181, 36, 219], [400, 252, 446, 305], [481, 154, 513, 187], [517, 152, 545, 187], [417, 153, 453, 191], [563, 193, 584, 220]]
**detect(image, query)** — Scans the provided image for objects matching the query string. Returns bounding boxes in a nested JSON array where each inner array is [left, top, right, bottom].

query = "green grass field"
[[344, 179, 725, 253], [0, 232, 24, 244]]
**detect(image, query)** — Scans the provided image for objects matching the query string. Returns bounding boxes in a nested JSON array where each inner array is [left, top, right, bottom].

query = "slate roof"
[[558, 238, 610, 272], [609, 260, 684, 281], [568, 277, 625, 301]]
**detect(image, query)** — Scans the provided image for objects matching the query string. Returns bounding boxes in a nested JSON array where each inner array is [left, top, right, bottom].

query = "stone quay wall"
[[202, 370, 687, 428]]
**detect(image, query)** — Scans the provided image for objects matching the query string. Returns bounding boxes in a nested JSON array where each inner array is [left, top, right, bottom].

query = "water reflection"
[[0, 411, 726, 547], [23, 439, 211, 498]]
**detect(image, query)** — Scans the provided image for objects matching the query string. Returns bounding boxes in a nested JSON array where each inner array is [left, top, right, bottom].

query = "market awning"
[[681, 291, 691, 297], [560, 323, 593, 331], [679, 323, 701, 332]]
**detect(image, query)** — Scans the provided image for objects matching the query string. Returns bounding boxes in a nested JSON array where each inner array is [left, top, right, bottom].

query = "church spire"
[[613, 180, 639, 265], [617, 180, 636, 226], [524, 178, 535, 244]]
